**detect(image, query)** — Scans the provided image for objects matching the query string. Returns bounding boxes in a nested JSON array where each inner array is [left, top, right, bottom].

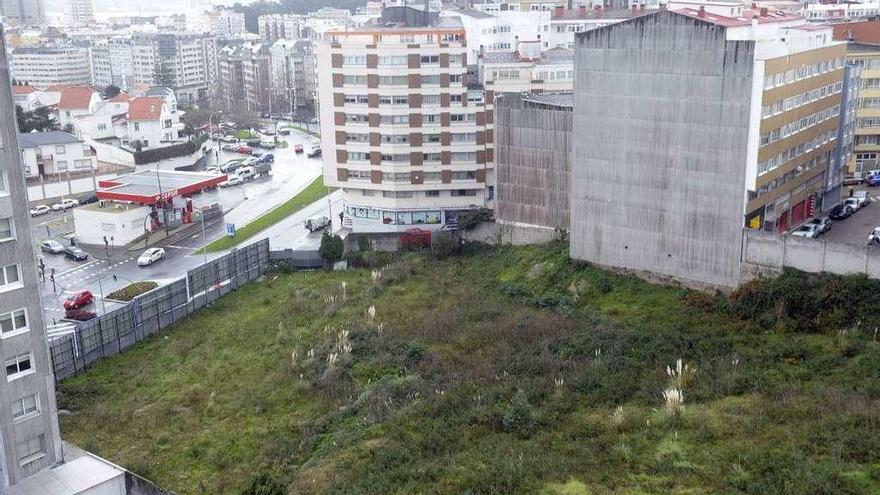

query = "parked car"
[[844, 197, 862, 212], [221, 135, 238, 143], [220, 175, 243, 188], [305, 215, 330, 233], [791, 224, 821, 239], [63, 246, 89, 261], [138, 247, 165, 266], [294, 144, 304, 153], [236, 166, 255, 181], [246, 139, 261, 147], [869, 226, 880, 246], [39, 240, 65, 254], [235, 145, 253, 155], [869, 175, 880, 187], [30, 205, 51, 217], [79, 194, 98, 205], [220, 161, 243, 173], [852, 190, 872, 207], [829, 203, 852, 220], [222, 144, 238, 152], [64, 308, 97, 321], [279, 129, 291, 136], [807, 217, 832, 234], [261, 128, 276, 136], [63, 289, 94, 310], [205, 167, 221, 174], [51, 198, 79, 211], [259, 140, 276, 149], [307, 146, 322, 158]]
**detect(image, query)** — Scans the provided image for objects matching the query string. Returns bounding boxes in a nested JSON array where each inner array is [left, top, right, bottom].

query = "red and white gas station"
[[73, 170, 226, 245]]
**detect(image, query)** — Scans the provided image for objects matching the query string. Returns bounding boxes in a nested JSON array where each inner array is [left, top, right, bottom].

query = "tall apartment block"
[[0, 27, 63, 487], [832, 21, 880, 175], [0, 0, 44, 26], [316, 6, 494, 233], [570, 7, 846, 288]]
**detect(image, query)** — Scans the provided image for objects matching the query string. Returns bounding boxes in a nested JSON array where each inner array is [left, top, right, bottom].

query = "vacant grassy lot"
[[202, 176, 327, 252], [58, 242, 880, 494], [106, 281, 158, 302]]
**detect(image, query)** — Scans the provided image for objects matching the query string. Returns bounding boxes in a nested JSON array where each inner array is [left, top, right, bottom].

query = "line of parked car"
[[29, 194, 99, 217], [790, 190, 872, 239]]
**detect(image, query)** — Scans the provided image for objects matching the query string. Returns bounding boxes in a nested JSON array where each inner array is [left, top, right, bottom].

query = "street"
[[820, 185, 880, 245], [30, 127, 333, 321]]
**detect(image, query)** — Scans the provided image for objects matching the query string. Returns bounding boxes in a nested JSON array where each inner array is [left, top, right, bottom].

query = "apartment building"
[[270, 39, 316, 111], [478, 41, 574, 93], [258, 14, 302, 43], [0, 0, 44, 26], [569, 8, 846, 288], [316, 6, 494, 233], [0, 28, 64, 489], [832, 21, 880, 175], [11, 45, 91, 88], [205, 8, 246, 39], [241, 43, 273, 113], [217, 44, 245, 110], [64, 0, 93, 25]]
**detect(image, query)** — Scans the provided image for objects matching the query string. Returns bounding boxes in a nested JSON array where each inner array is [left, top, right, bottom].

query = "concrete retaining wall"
[[461, 221, 558, 246], [741, 229, 880, 281], [86, 139, 135, 167]]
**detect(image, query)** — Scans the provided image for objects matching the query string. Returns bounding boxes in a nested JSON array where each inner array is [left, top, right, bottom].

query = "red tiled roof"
[[832, 21, 880, 45], [110, 93, 131, 102], [58, 86, 98, 110], [12, 85, 35, 95], [674, 7, 803, 27], [128, 97, 165, 121]]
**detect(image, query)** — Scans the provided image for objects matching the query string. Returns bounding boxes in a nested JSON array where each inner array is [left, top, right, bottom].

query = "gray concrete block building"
[[0, 27, 64, 488]]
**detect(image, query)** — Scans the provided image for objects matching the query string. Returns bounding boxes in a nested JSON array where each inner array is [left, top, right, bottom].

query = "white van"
[[236, 166, 255, 181]]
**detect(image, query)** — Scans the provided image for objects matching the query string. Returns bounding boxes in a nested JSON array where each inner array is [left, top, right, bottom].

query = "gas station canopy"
[[96, 170, 226, 205]]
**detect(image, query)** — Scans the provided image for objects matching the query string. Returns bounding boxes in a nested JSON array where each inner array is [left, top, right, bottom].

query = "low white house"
[[55, 86, 102, 129], [125, 96, 185, 150], [18, 131, 96, 178], [72, 202, 150, 245]]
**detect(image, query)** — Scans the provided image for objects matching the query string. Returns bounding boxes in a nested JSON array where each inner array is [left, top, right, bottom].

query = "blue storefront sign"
[[226, 223, 236, 237]]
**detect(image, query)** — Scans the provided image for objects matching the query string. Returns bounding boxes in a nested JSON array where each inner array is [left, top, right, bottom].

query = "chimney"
[[631, 4, 637, 13], [579, 5, 586, 17], [698, 6, 706, 18], [479, 44, 484, 59], [640, 3, 645, 10], [760, 7, 768, 16]]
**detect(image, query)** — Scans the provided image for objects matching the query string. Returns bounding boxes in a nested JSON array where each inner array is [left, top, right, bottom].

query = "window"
[[378, 75, 408, 85], [424, 134, 441, 143], [11, 394, 38, 421], [343, 55, 366, 66], [0, 217, 12, 241], [450, 94, 463, 104], [378, 55, 407, 65], [343, 75, 367, 85], [348, 169, 370, 179], [56, 161, 67, 171], [134, 122, 140, 131], [420, 55, 439, 65], [6, 353, 32, 380], [424, 172, 441, 181], [345, 114, 369, 123], [422, 75, 440, 85], [0, 172, 6, 196], [164, 119, 172, 128], [97, 123, 107, 131], [451, 189, 477, 197], [0, 309, 27, 335], [0, 264, 20, 289], [17, 434, 45, 466], [380, 115, 409, 125], [426, 190, 440, 197], [74, 160, 91, 170], [422, 94, 440, 106], [344, 94, 368, 104], [449, 54, 462, 66], [450, 74, 462, 83], [54, 144, 66, 154], [451, 170, 476, 180], [488, 185, 495, 200], [451, 153, 476, 163]]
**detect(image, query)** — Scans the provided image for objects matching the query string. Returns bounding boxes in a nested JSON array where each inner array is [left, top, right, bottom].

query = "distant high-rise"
[[0, 25, 63, 487], [0, 0, 44, 26], [64, 0, 93, 25]]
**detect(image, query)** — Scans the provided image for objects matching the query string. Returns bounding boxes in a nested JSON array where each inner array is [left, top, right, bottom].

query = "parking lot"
[[820, 185, 880, 246]]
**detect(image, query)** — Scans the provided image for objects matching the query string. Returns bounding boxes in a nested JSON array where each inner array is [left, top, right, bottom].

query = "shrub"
[[431, 231, 461, 258], [133, 134, 207, 164], [240, 472, 285, 495], [107, 281, 158, 301], [501, 390, 534, 435], [319, 231, 344, 263]]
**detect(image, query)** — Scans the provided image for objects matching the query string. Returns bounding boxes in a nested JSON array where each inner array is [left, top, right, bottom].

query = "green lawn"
[[234, 130, 259, 140], [202, 177, 328, 252], [283, 124, 320, 137], [58, 242, 880, 494]]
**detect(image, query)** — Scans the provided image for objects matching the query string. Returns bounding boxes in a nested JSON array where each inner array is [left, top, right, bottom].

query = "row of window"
[[761, 81, 842, 118], [760, 104, 840, 146], [862, 78, 880, 89], [861, 97, 880, 109], [534, 69, 574, 81], [346, 132, 477, 144], [851, 58, 880, 70], [347, 169, 479, 181], [754, 153, 826, 199], [757, 128, 836, 176], [763, 57, 844, 90], [347, 150, 480, 164], [858, 116, 880, 128], [343, 94, 465, 106], [345, 54, 463, 66], [342, 74, 463, 86], [342, 113, 478, 126]]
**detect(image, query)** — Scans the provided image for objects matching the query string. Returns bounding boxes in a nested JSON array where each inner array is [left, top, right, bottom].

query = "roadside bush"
[[431, 231, 461, 258], [319, 232, 344, 263], [107, 281, 158, 301], [240, 472, 285, 495]]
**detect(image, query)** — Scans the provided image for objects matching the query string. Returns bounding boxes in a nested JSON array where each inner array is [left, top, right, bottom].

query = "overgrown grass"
[[106, 281, 158, 301], [202, 177, 328, 252], [58, 242, 880, 494]]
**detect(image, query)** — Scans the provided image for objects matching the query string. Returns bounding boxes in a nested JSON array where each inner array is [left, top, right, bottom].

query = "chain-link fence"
[[49, 239, 270, 381]]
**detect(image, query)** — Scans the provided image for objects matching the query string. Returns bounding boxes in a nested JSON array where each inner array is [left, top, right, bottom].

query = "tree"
[[240, 473, 285, 495], [16, 105, 57, 133], [152, 62, 173, 87], [319, 231, 344, 263], [102, 84, 121, 99]]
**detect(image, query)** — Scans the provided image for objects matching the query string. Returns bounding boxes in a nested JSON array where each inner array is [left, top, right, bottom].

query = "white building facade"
[[11, 46, 91, 88]]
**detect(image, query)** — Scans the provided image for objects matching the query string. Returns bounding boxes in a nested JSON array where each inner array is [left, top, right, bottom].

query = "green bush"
[[319, 231, 344, 263], [106, 281, 158, 301], [133, 135, 207, 165]]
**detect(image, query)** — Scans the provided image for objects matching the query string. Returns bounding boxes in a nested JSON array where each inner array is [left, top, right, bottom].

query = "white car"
[[205, 167, 221, 174], [852, 190, 871, 207], [137, 248, 165, 267], [30, 205, 51, 217], [236, 166, 255, 181], [51, 198, 79, 211], [220, 175, 243, 188], [844, 197, 862, 212], [791, 224, 821, 239]]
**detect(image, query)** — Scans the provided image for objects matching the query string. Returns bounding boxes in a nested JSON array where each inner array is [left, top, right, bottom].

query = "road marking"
[[167, 245, 196, 250], [54, 259, 100, 277]]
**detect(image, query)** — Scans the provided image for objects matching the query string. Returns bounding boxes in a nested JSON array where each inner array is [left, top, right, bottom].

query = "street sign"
[[226, 223, 236, 237]]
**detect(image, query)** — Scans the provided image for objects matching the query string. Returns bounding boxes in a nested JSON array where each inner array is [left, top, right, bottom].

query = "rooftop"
[[551, 6, 651, 21], [128, 97, 165, 121], [56, 86, 98, 110], [7, 453, 124, 495], [19, 131, 81, 148], [522, 92, 574, 109], [483, 47, 573, 65], [98, 169, 227, 204], [673, 6, 804, 27], [833, 21, 880, 45]]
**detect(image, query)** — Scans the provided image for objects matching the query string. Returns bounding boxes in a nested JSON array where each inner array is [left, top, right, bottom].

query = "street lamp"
[[209, 110, 224, 147]]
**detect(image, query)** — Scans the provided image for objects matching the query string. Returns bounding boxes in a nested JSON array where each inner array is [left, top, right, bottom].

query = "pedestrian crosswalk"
[[54, 257, 135, 285]]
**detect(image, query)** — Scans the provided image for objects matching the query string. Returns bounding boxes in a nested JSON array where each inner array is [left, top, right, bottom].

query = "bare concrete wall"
[[570, 11, 755, 288], [741, 229, 880, 281], [495, 93, 571, 230]]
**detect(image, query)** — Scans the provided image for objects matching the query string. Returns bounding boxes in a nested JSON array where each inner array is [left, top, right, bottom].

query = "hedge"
[[133, 135, 208, 165]]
